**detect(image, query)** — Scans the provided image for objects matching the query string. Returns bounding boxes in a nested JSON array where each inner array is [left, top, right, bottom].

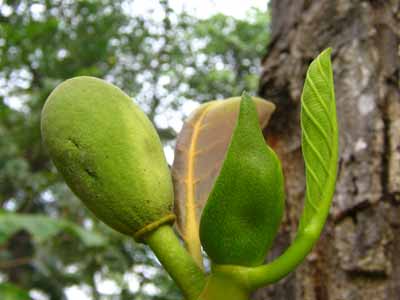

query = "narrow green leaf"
[[298, 48, 338, 234]]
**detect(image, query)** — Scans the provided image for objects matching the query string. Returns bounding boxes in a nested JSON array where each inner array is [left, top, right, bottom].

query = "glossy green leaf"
[[298, 48, 338, 233], [0, 213, 106, 247], [199, 93, 284, 267]]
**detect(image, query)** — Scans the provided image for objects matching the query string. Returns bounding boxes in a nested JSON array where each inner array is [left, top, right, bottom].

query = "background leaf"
[[0, 283, 30, 300], [172, 97, 275, 264], [0, 213, 106, 247], [298, 48, 338, 233]]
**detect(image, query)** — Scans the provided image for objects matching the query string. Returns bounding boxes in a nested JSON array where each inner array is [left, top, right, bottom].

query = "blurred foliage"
[[0, 282, 30, 300], [0, 0, 269, 299]]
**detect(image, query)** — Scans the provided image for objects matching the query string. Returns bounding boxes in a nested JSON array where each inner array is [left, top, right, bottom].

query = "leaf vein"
[[305, 161, 323, 195], [316, 57, 328, 82], [306, 76, 331, 127], [302, 100, 331, 150], [306, 187, 319, 212], [302, 129, 330, 176]]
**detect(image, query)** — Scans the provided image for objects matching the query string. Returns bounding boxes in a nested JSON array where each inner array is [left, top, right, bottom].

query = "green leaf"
[[298, 47, 338, 234], [199, 93, 284, 267], [0, 213, 106, 247], [0, 283, 30, 300]]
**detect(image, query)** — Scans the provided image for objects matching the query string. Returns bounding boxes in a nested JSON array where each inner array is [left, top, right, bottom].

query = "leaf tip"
[[239, 91, 259, 124], [241, 91, 253, 103], [319, 47, 333, 61], [324, 47, 332, 55]]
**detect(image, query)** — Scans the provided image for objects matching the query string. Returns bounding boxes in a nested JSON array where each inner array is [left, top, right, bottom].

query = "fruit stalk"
[[144, 225, 206, 300]]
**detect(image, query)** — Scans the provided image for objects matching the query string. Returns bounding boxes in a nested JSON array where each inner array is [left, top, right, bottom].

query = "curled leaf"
[[199, 94, 284, 266], [172, 97, 275, 265], [298, 48, 338, 233]]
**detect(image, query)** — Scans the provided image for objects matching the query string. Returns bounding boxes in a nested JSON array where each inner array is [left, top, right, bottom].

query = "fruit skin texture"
[[199, 95, 285, 267], [41, 76, 174, 237]]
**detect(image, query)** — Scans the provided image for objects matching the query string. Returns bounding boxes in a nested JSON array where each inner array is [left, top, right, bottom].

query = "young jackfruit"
[[41, 76, 174, 240]]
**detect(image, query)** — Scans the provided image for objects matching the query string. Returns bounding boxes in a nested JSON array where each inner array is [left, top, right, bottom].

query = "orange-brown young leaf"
[[171, 97, 275, 267]]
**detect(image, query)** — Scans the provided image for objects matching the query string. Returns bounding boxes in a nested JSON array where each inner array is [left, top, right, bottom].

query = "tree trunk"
[[257, 1, 399, 300]]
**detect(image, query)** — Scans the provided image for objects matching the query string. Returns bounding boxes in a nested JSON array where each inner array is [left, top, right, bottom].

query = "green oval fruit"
[[199, 94, 285, 267], [41, 76, 174, 239]]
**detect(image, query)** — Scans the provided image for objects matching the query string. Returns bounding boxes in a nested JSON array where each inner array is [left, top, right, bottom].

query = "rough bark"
[[257, 1, 400, 300]]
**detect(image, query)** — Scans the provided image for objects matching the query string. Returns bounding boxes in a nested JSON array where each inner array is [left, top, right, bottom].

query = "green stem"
[[246, 216, 323, 289], [144, 225, 206, 300], [213, 205, 330, 291], [197, 270, 250, 300], [209, 235, 316, 293]]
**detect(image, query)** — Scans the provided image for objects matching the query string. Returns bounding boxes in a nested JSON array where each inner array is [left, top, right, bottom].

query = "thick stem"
[[144, 225, 206, 300]]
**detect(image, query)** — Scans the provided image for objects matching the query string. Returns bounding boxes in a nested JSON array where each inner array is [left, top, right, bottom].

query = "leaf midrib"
[[185, 102, 216, 268]]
